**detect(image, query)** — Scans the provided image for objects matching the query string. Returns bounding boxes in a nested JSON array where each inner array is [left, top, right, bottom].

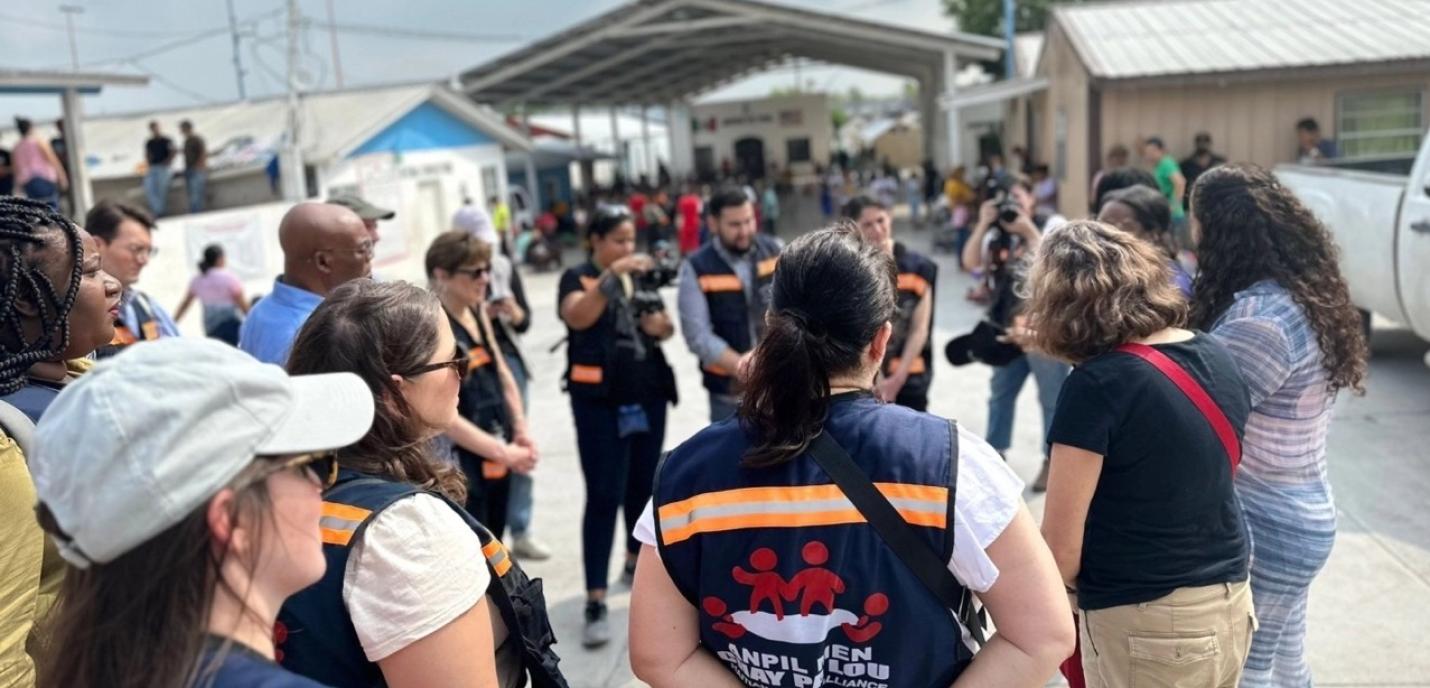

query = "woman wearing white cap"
[[29, 338, 375, 688]]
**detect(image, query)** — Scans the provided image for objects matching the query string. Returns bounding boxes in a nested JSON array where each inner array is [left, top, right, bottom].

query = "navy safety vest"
[[560, 262, 676, 405], [686, 235, 782, 395], [278, 470, 569, 688], [450, 307, 512, 480], [95, 291, 163, 359], [653, 394, 974, 688], [886, 243, 937, 399]]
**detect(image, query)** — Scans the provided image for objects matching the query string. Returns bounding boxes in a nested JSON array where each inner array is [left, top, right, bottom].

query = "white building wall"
[[691, 94, 833, 177]]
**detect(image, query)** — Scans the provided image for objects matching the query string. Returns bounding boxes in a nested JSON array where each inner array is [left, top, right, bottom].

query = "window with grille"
[[1336, 89, 1425, 161], [786, 137, 812, 163]]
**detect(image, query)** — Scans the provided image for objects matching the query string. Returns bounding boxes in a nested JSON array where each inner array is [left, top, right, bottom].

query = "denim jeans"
[[22, 178, 59, 212], [185, 168, 207, 213], [503, 352, 534, 538], [985, 353, 1070, 454], [144, 167, 173, 216]]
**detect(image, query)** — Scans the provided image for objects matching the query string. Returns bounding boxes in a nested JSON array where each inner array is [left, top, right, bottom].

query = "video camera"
[[631, 240, 680, 316], [981, 175, 1023, 227]]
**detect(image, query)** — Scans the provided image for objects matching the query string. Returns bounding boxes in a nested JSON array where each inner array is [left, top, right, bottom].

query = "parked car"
[[1278, 132, 1430, 365]]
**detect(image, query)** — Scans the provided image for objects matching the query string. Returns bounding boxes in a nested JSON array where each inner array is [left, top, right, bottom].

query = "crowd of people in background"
[[0, 99, 1368, 688]]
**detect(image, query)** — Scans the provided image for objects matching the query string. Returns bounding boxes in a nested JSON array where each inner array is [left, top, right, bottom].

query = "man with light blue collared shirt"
[[85, 200, 182, 359], [239, 202, 373, 365], [677, 188, 782, 422]]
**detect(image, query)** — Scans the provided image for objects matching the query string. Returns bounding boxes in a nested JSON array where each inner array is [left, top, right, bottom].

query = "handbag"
[[806, 422, 986, 646], [1061, 342, 1245, 686]]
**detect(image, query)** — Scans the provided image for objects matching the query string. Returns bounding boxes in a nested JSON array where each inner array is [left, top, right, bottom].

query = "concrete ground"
[[507, 202, 1430, 687]]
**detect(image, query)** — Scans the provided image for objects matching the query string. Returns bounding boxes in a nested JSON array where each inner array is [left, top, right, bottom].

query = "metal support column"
[[572, 104, 584, 191], [521, 110, 541, 213], [60, 87, 92, 217], [942, 50, 962, 168], [640, 104, 653, 185], [609, 107, 624, 182], [667, 100, 693, 181]]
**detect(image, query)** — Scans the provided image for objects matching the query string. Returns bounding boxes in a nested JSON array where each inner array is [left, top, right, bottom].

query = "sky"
[[0, 0, 959, 121]]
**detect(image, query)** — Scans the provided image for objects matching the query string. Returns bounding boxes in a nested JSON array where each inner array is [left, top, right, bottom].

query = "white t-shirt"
[[632, 423, 1025, 594], [343, 494, 490, 662]]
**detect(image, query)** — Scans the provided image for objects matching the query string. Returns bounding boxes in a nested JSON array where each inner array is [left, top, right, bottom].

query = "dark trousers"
[[458, 451, 512, 540], [570, 395, 667, 592]]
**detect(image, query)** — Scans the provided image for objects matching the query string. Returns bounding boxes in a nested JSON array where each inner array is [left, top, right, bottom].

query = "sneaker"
[[510, 534, 551, 561], [582, 601, 610, 648], [1032, 458, 1051, 493], [619, 558, 637, 587]]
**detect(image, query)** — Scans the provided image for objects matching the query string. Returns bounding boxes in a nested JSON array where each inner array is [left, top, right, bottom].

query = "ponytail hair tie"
[[779, 308, 825, 338]]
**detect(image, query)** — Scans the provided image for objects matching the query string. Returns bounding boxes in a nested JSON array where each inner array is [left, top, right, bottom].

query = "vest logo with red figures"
[[704, 541, 894, 687]]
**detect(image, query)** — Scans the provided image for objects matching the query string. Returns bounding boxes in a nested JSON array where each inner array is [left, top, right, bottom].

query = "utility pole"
[[1003, 0, 1017, 79], [281, 0, 307, 201], [324, 0, 345, 88], [59, 5, 83, 70], [225, 0, 247, 100]]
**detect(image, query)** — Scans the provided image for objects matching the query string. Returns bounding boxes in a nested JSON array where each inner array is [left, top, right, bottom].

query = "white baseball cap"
[[453, 204, 499, 246], [31, 338, 375, 568]]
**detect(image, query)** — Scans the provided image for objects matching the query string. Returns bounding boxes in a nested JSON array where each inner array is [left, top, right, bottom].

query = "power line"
[[127, 59, 220, 104], [306, 19, 525, 43], [0, 10, 226, 38]]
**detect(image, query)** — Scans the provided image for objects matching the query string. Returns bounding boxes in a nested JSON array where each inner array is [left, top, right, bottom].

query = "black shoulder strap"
[[807, 424, 986, 646]]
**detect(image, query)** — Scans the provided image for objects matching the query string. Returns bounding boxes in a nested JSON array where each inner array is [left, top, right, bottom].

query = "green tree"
[[942, 0, 1078, 37]]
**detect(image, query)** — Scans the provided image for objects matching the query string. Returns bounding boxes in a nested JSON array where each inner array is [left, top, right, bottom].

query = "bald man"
[[239, 202, 373, 364]]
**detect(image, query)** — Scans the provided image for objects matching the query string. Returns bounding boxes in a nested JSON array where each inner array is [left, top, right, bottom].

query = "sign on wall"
[[183, 212, 269, 282]]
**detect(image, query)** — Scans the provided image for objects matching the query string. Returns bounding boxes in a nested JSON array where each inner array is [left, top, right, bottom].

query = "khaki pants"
[[1079, 580, 1257, 688]]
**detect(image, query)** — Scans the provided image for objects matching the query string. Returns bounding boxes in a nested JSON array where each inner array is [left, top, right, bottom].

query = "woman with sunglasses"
[[559, 205, 677, 648], [426, 230, 537, 539], [30, 338, 373, 688], [281, 280, 517, 687]]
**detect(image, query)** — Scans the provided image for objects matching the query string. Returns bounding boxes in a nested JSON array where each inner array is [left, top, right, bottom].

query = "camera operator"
[[677, 187, 783, 422], [558, 205, 677, 648], [959, 172, 1069, 491]]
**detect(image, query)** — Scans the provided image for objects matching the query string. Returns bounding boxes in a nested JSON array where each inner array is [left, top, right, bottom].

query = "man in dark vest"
[[844, 195, 937, 411], [677, 187, 782, 422]]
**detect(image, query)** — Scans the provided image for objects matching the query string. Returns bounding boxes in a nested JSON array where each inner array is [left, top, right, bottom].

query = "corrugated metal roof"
[[1054, 0, 1430, 80], [5, 82, 525, 181]]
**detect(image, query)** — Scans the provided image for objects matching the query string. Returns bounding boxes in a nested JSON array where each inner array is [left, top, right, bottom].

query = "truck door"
[[1398, 135, 1430, 338]]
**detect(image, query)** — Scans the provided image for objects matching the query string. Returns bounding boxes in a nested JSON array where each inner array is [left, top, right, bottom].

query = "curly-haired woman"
[[1026, 220, 1255, 688], [1189, 164, 1366, 688]]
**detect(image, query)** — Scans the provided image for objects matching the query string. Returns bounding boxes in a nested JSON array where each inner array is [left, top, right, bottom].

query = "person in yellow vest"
[[0, 197, 121, 686], [87, 200, 179, 358], [489, 194, 513, 258]]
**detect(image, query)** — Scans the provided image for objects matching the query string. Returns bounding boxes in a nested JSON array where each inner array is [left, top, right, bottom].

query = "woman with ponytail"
[[175, 244, 249, 345], [629, 226, 1073, 688]]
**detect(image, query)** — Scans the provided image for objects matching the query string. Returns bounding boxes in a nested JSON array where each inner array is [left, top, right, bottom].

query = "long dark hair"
[[36, 462, 277, 688], [286, 280, 466, 500], [740, 226, 897, 468], [1102, 185, 1176, 261], [0, 197, 84, 394], [1190, 164, 1366, 393]]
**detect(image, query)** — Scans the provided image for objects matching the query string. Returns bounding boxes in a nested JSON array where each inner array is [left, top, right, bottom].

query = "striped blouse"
[[1211, 280, 1336, 486]]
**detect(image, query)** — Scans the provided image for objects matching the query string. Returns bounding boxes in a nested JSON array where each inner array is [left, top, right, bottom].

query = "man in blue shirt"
[[239, 202, 372, 365], [86, 200, 182, 359]]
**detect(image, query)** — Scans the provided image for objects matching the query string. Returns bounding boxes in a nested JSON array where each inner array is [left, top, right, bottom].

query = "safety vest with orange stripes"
[[885, 243, 938, 402], [449, 307, 513, 480], [559, 261, 676, 404], [651, 393, 973, 687], [277, 470, 568, 687], [686, 234, 782, 395]]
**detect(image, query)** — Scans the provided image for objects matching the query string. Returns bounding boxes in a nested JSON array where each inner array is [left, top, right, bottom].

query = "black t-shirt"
[[558, 264, 674, 404], [192, 638, 330, 687], [146, 135, 174, 165], [1048, 333, 1251, 610]]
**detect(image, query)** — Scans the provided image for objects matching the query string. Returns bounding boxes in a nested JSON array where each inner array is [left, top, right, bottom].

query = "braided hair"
[[0, 197, 85, 395]]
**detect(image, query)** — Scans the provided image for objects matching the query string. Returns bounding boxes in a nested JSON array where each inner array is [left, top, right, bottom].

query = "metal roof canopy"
[[1, 69, 150, 218], [458, 0, 1004, 108]]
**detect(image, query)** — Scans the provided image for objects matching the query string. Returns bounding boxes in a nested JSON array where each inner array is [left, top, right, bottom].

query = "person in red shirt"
[[628, 189, 649, 236], [676, 184, 703, 255]]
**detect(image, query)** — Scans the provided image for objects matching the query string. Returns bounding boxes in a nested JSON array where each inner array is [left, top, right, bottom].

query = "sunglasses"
[[455, 265, 491, 279], [238, 452, 340, 490], [401, 354, 470, 380]]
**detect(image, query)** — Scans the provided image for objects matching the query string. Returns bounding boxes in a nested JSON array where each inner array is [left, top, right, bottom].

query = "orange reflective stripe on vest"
[[897, 272, 930, 297], [702, 363, 732, 377], [319, 501, 373, 546], [698, 274, 743, 293], [467, 345, 493, 371], [757, 256, 779, 279], [482, 539, 513, 577], [569, 364, 603, 384], [657, 482, 947, 545], [887, 356, 927, 376]]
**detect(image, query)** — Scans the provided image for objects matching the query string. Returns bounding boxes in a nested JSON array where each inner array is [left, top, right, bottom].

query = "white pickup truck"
[[1276, 133, 1430, 355]]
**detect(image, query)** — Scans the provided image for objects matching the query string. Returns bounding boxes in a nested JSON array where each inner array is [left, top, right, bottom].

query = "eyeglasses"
[[318, 240, 375, 261], [401, 354, 469, 380], [237, 452, 340, 491], [455, 265, 490, 279], [126, 243, 158, 259]]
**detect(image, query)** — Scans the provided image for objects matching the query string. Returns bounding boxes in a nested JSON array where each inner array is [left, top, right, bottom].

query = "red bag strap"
[[1115, 343, 1241, 471]]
